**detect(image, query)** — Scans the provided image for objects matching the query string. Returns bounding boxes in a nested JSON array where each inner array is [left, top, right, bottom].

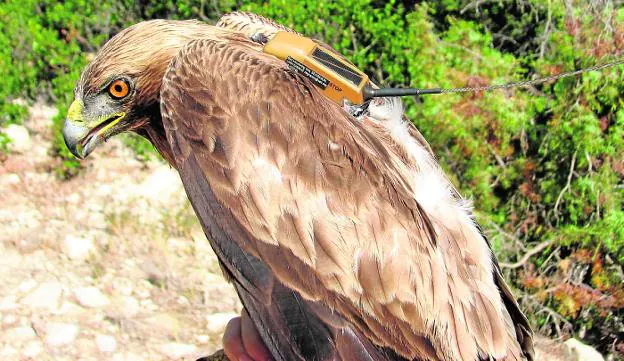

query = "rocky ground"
[[1, 103, 241, 361], [0, 103, 605, 361]]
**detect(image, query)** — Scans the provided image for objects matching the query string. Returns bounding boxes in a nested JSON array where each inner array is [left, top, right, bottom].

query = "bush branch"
[[500, 240, 553, 269]]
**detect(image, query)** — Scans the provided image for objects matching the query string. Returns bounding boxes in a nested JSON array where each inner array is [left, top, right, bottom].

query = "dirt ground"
[[0, 103, 584, 361], [0, 103, 241, 361]]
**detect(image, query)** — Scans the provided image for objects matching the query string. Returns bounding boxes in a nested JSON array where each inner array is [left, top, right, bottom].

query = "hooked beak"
[[62, 99, 125, 159]]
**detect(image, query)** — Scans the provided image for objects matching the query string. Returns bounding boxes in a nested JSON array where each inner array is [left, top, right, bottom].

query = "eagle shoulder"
[[159, 35, 530, 361]]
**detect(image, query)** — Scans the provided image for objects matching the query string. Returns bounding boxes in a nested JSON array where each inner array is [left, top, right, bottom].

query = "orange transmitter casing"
[[263, 31, 369, 105]]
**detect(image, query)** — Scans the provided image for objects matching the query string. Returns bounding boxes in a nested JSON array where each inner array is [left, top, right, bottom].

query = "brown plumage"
[[64, 12, 533, 361]]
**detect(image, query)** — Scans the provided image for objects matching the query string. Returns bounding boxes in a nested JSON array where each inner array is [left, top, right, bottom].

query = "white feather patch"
[[364, 97, 494, 272]]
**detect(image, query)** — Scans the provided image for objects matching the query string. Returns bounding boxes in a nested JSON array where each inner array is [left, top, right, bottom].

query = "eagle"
[[62, 12, 534, 361]]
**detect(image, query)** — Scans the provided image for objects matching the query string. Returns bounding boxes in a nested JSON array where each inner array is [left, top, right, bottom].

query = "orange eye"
[[108, 79, 130, 99]]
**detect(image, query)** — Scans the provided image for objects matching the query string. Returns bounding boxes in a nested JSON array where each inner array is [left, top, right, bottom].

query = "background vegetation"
[[1, 0, 622, 358]]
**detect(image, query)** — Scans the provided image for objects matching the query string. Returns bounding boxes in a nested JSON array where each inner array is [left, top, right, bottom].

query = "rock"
[[135, 286, 151, 299], [74, 287, 109, 308], [28, 101, 58, 128], [112, 351, 146, 361], [18, 279, 38, 293], [95, 334, 117, 353], [144, 313, 179, 337], [62, 234, 95, 261], [56, 301, 86, 316], [205, 312, 238, 335], [0, 345, 18, 357], [564, 338, 604, 361], [534, 336, 573, 361], [111, 295, 140, 318], [4, 326, 36, 342], [3, 124, 32, 153], [0, 295, 17, 311], [66, 193, 80, 204], [177, 295, 190, 306], [12, 97, 27, 106], [2, 314, 17, 325], [195, 334, 210, 344], [202, 274, 242, 313], [111, 277, 134, 296], [139, 165, 183, 205], [21, 281, 63, 310], [22, 340, 43, 358], [0, 173, 20, 187], [159, 342, 197, 359], [44, 322, 79, 346], [74, 337, 97, 356]]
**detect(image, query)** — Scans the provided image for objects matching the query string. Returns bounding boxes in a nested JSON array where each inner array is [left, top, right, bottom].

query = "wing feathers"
[[277, 212, 316, 265], [160, 32, 532, 361]]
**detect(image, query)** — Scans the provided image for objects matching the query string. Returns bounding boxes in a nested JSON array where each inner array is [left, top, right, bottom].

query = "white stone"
[[135, 287, 151, 299], [32, 142, 49, 159], [0, 173, 20, 186], [112, 351, 145, 361], [564, 338, 604, 361], [144, 313, 179, 337], [44, 322, 79, 346], [18, 279, 38, 293], [159, 342, 197, 359], [21, 281, 63, 310], [5, 326, 36, 342], [177, 295, 190, 306], [62, 234, 95, 261], [29, 101, 58, 121], [140, 298, 158, 311], [0, 295, 18, 311], [114, 295, 140, 317], [139, 166, 183, 205], [23, 340, 43, 358], [205, 312, 239, 335], [112, 277, 134, 296], [55, 301, 85, 316], [0, 345, 18, 357], [3, 124, 32, 153], [2, 314, 17, 325], [74, 287, 109, 308], [66, 193, 80, 204], [12, 97, 27, 106], [95, 334, 117, 353], [195, 334, 210, 344]]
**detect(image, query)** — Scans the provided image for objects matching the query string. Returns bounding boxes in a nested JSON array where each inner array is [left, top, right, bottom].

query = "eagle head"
[[62, 19, 221, 159]]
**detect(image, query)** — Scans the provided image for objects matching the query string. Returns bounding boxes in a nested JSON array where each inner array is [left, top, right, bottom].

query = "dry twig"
[[553, 151, 577, 220], [500, 239, 553, 269]]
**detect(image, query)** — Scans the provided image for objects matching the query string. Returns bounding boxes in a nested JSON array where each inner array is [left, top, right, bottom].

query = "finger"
[[223, 316, 247, 361], [241, 310, 273, 361]]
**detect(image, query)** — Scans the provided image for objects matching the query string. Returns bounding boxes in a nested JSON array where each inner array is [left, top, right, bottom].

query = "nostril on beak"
[[67, 99, 85, 123]]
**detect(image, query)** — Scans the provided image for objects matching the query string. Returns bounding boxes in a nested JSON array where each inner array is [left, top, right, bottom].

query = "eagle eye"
[[108, 79, 130, 99]]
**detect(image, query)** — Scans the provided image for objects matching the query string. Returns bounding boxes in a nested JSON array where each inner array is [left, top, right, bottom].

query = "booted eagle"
[[62, 12, 533, 361]]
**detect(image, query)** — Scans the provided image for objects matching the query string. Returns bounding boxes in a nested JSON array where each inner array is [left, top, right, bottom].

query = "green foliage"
[[2, 0, 623, 357], [119, 133, 160, 162], [0, 132, 10, 155], [0, 0, 113, 173], [0, 0, 234, 173]]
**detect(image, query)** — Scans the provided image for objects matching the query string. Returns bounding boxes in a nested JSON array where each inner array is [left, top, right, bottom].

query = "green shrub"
[[2, 0, 622, 357]]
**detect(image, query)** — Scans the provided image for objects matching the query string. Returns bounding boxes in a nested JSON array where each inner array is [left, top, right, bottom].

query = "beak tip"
[[62, 120, 86, 159]]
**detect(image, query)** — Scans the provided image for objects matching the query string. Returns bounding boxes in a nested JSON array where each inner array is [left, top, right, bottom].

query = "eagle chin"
[[63, 12, 534, 361]]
